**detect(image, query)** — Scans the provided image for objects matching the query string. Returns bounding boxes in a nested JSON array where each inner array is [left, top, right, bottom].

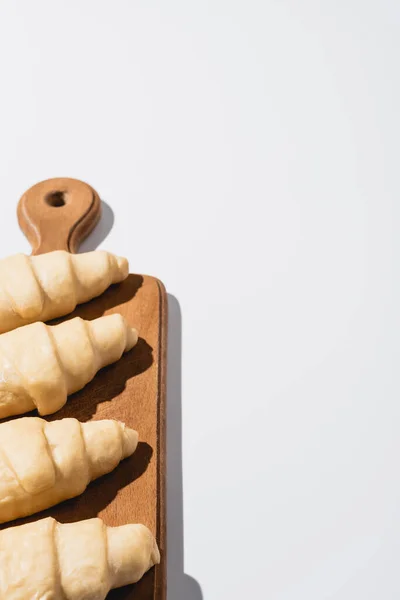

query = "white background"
[[0, 1, 399, 598]]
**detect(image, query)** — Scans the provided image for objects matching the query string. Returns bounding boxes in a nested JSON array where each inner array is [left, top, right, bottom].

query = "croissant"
[[0, 249, 129, 334], [0, 416, 138, 523], [0, 313, 137, 418], [0, 516, 159, 599]]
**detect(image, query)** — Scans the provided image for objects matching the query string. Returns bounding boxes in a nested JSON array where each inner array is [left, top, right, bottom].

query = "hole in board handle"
[[45, 191, 67, 207]]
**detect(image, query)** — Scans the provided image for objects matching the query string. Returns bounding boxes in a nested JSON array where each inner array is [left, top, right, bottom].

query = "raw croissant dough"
[[0, 516, 159, 599], [0, 417, 138, 523], [0, 249, 129, 333], [0, 313, 137, 418]]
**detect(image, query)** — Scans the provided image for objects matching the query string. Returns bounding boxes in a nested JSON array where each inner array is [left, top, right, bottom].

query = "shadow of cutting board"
[[14, 178, 167, 600]]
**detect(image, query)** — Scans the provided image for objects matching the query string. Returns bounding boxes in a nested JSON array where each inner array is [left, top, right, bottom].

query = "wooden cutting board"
[[14, 178, 167, 600]]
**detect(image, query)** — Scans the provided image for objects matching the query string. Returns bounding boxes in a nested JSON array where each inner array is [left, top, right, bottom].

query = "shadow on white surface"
[[79, 200, 115, 252], [167, 295, 203, 600]]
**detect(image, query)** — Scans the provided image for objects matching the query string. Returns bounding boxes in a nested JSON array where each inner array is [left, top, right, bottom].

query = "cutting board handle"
[[17, 177, 101, 255]]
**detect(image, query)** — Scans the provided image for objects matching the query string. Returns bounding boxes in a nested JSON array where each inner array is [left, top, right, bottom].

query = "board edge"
[[154, 278, 168, 600]]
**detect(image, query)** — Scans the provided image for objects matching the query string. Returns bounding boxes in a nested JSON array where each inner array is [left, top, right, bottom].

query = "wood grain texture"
[[13, 179, 167, 600]]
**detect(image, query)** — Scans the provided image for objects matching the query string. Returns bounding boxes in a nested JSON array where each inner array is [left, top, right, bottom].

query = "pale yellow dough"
[[0, 516, 159, 599], [0, 249, 129, 333], [0, 416, 138, 523], [0, 313, 138, 418]]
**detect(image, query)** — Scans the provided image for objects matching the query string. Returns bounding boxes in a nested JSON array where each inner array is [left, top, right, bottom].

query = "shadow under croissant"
[[0, 336, 154, 426], [0, 442, 153, 532], [107, 572, 156, 600], [50, 274, 144, 324], [44, 336, 154, 422]]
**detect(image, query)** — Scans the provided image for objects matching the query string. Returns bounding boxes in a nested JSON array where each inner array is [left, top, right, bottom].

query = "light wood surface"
[[14, 178, 167, 600]]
